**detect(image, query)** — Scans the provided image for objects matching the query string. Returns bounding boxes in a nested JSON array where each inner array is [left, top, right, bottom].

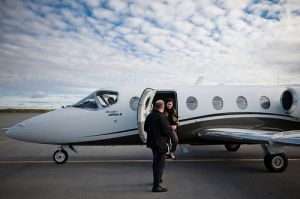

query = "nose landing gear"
[[53, 148, 68, 164], [53, 145, 78, 164]]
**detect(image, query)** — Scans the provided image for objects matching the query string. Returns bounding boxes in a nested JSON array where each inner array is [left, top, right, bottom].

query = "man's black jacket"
[[144, 109, 171, 151]]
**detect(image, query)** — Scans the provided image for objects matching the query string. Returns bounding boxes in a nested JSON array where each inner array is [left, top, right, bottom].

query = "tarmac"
[[0, 113, 300, 199]]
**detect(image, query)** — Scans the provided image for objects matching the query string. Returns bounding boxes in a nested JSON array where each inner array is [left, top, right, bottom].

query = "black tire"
[[53, 149, 68, 164], [224, 144, 241, 152], [264, 153, 288, 172]]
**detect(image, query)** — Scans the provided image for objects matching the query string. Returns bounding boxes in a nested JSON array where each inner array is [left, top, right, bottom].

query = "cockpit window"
[[73, 90, 118, 110], [96, 91, 118, 108], [73, 94, 98, 110]]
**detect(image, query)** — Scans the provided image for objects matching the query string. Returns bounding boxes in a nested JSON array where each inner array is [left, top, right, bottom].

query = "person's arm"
[[173, 109, 179, 124], [160, 116, 171, 136], [144, 115, 150, 133]]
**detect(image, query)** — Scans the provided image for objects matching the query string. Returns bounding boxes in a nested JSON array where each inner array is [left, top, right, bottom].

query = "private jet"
[[6, 85, 300, 172]]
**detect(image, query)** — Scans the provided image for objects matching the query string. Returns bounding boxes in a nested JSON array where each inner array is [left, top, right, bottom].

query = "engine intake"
[[281, 87, 300, 118]]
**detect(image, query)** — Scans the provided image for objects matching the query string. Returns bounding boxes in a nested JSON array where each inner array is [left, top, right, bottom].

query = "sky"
[[0, 0, 300, 109]]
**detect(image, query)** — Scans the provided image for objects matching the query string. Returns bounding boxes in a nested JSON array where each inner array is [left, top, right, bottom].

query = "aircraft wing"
[[199, 128, 300, 146]]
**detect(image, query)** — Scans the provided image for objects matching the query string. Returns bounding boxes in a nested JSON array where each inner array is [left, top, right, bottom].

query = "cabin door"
[[137, 88, 156, 143]]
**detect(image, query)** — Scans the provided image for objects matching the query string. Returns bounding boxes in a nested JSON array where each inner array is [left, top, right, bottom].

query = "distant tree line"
[[0, 109, 54, 113]]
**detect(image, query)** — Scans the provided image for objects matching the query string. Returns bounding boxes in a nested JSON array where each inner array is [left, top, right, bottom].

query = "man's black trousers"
[[151, 148, 165, 187]]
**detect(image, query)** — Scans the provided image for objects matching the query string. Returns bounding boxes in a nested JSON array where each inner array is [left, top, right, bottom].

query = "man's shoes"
[[170, 152, 176, 160], [152, 185, 168, 192]]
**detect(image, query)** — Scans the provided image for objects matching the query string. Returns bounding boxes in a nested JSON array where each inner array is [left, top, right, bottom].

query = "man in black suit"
[[144, 100, 171, 192]]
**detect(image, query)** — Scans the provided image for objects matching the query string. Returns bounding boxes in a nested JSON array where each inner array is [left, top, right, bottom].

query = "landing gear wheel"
[[264, 153, 288, 172], [225, 144, 241, 152], [53, 149, 68, 164]]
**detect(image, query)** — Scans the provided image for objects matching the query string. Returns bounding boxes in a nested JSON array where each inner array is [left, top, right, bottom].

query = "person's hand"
[[171, 125, 177, 130]]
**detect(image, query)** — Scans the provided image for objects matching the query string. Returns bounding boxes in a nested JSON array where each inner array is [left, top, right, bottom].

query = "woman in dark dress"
[[164, 98, 179, 160]]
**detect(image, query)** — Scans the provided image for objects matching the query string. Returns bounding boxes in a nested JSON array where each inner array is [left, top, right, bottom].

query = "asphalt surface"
[[0, 113, 300, 199]]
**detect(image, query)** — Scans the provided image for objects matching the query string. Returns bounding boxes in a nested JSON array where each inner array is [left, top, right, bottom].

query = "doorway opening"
[[153, 91, 178, 114], [137, 89, 178, 144]]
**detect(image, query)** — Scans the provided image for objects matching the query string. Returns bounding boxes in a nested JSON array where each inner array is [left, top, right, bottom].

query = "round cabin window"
[[212, 96, 223, 110], [129, 97, 140, 111], [236, 96, 247, 110], [186, 96, 198, 110], [260, 96, 270, 109], [281, 89, 297, 113]]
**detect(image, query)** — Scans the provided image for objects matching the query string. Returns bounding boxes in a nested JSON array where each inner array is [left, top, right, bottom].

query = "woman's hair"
[[166, 98, 174, 103]]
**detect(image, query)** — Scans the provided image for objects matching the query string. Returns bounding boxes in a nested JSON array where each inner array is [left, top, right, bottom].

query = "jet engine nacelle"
[[281, 87, 300, 119]]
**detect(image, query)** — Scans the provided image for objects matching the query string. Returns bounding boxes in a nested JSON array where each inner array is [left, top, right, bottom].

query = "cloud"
[[32, 91, 47, 98], [87, 0, 100, 8], [0, 0, 300, 108], [108, 0, 128, 13]]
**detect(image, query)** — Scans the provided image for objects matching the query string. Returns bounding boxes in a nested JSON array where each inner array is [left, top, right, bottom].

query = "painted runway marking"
[[0, 158, 300, 164]]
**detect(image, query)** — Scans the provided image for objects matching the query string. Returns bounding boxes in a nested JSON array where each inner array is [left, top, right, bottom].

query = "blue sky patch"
[[260, 9, 280, 21]]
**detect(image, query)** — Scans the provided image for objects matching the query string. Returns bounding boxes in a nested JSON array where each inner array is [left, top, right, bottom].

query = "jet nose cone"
[[5, 124, 25, 140]]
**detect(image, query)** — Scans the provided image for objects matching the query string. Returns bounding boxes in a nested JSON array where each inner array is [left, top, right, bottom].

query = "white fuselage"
[[6, 85, 300, 145]]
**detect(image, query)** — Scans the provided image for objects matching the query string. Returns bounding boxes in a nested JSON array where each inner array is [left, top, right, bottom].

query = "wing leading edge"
[[199, 128, 300, 147]]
